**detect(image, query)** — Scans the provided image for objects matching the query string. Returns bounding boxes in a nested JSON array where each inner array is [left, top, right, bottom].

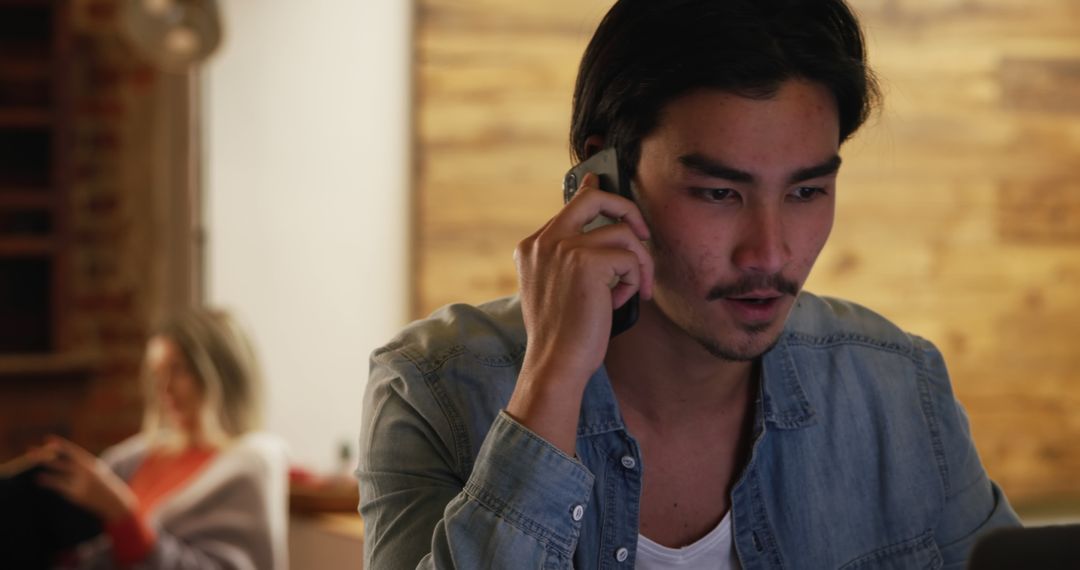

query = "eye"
[[790, 186, 827, 201], [692, 187, 737, 202]]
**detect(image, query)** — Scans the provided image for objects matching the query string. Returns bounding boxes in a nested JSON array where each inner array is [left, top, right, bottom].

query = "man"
[[358, 1, 1020, 568]]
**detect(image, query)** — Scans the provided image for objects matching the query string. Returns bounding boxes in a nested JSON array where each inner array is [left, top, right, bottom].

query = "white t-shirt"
[[635, 511, 741, 569]]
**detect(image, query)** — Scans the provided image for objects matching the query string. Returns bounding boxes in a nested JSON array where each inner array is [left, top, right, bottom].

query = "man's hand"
[[507, 173, 654, 454], [34, 436, 138, 523]]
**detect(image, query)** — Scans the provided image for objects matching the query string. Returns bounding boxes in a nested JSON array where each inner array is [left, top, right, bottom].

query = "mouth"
[[728, 290, 784, 302], [722, 292, 786, 322], [729, 297, 778, 304]]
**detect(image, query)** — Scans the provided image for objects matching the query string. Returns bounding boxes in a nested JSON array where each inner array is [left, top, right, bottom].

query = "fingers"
[[524, 172, 654, 302], [601, 249, 646, 309], [36, 471, 72, 496], [45, 436, 99, 469], [558, 223, 655, 301], [34, 436, 96, 482], [35, 451, 82, 501], [553, 174, 650, 242], [33, 451, 77, 491], [23, 444, 60, 466], [45, 436, 91, 460], [31, 436, 134, 520]]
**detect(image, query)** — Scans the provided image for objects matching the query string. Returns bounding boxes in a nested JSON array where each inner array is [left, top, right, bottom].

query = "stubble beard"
[[647, 235, 793, 363], [693, 319, 783, 362], [664, 293, 784, 362]]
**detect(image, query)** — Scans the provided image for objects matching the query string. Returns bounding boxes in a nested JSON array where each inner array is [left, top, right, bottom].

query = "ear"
[[583, 135, 606, 159]]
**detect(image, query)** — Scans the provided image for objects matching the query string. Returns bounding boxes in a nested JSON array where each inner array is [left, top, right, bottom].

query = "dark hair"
[[570, 0, 880, 176]]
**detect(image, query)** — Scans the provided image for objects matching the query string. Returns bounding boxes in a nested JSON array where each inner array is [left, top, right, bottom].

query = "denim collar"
[[575, 332, 817, 438], [577, 366, 626, 437], [759, 333, 818, 429]]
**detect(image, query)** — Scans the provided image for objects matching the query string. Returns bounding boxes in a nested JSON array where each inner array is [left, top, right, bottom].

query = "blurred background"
[[0, 0, 1076, 565]]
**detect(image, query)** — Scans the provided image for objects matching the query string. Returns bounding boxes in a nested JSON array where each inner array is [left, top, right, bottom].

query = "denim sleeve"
[[914, 337, 1022, 569], [358, 354, 595, 569]]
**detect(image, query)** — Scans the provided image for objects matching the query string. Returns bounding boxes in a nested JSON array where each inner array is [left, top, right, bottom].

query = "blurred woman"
[[33, 308, 287, 569]]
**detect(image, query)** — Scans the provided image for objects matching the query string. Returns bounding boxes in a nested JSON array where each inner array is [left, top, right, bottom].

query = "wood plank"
[[1001, 58, 1080, 114]]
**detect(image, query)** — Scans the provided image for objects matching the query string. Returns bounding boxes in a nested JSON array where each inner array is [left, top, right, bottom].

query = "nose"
[[159, 370, 176, 398], [731, 204, 790, 275]]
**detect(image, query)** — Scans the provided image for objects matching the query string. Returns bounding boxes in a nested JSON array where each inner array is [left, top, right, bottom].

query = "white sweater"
[[74, 432, 289, 569]]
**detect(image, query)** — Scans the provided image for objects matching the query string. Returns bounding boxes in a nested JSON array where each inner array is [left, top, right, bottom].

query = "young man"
[[358, 1, 1020, 568]]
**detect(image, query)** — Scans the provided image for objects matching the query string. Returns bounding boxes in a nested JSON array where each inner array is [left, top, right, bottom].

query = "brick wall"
[[0, 0, 168, 459], [66, 0, 161, 453]]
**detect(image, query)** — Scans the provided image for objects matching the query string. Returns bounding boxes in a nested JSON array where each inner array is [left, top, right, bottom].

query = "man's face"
[[634, 79, 840, 361]]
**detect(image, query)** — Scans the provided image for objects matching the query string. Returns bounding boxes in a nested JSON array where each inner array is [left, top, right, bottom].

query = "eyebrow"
[[677, 153, 843, 185]]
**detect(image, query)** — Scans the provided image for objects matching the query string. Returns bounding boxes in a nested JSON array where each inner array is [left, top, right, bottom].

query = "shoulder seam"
[[912, 338, 951, 499], [371, 347, 474, 479], [420, 367, 475, 478]]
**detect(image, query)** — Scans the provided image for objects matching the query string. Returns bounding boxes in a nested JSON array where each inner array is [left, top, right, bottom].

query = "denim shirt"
[[358, 292, 1019, 569]]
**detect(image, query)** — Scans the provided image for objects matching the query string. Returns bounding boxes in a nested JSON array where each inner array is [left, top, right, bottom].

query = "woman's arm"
[[37, 435, 287, 570], [34, 436, 139, 527]]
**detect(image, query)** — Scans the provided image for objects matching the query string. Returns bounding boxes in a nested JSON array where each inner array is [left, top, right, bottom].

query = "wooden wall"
[[414, 0, 1080, 506]]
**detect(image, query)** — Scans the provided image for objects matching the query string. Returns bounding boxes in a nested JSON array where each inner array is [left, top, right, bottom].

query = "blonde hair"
[[141, 308, 263, 448]]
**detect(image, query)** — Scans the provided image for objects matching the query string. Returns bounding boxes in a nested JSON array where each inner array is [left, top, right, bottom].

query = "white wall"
[[204, 1, 410, 472]]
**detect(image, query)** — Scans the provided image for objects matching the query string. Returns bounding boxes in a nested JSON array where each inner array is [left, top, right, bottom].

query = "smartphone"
[[562, 147, 639, 337]]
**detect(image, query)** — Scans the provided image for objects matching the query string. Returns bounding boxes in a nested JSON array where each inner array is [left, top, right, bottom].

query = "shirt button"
[[620, 455, 636, 470], [615, 547, 629, 562], [571, 504, 584, 521]]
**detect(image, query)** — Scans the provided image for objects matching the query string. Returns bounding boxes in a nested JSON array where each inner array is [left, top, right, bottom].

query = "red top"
[[106, 447, 216, 566]]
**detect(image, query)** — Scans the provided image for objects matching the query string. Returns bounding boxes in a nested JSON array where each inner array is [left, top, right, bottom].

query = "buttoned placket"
[[731, 368, 776, 568], [615, 433, 642, 567]]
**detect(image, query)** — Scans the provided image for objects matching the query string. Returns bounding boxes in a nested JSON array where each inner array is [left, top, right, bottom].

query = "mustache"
[[706, 274, 801, 301]]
